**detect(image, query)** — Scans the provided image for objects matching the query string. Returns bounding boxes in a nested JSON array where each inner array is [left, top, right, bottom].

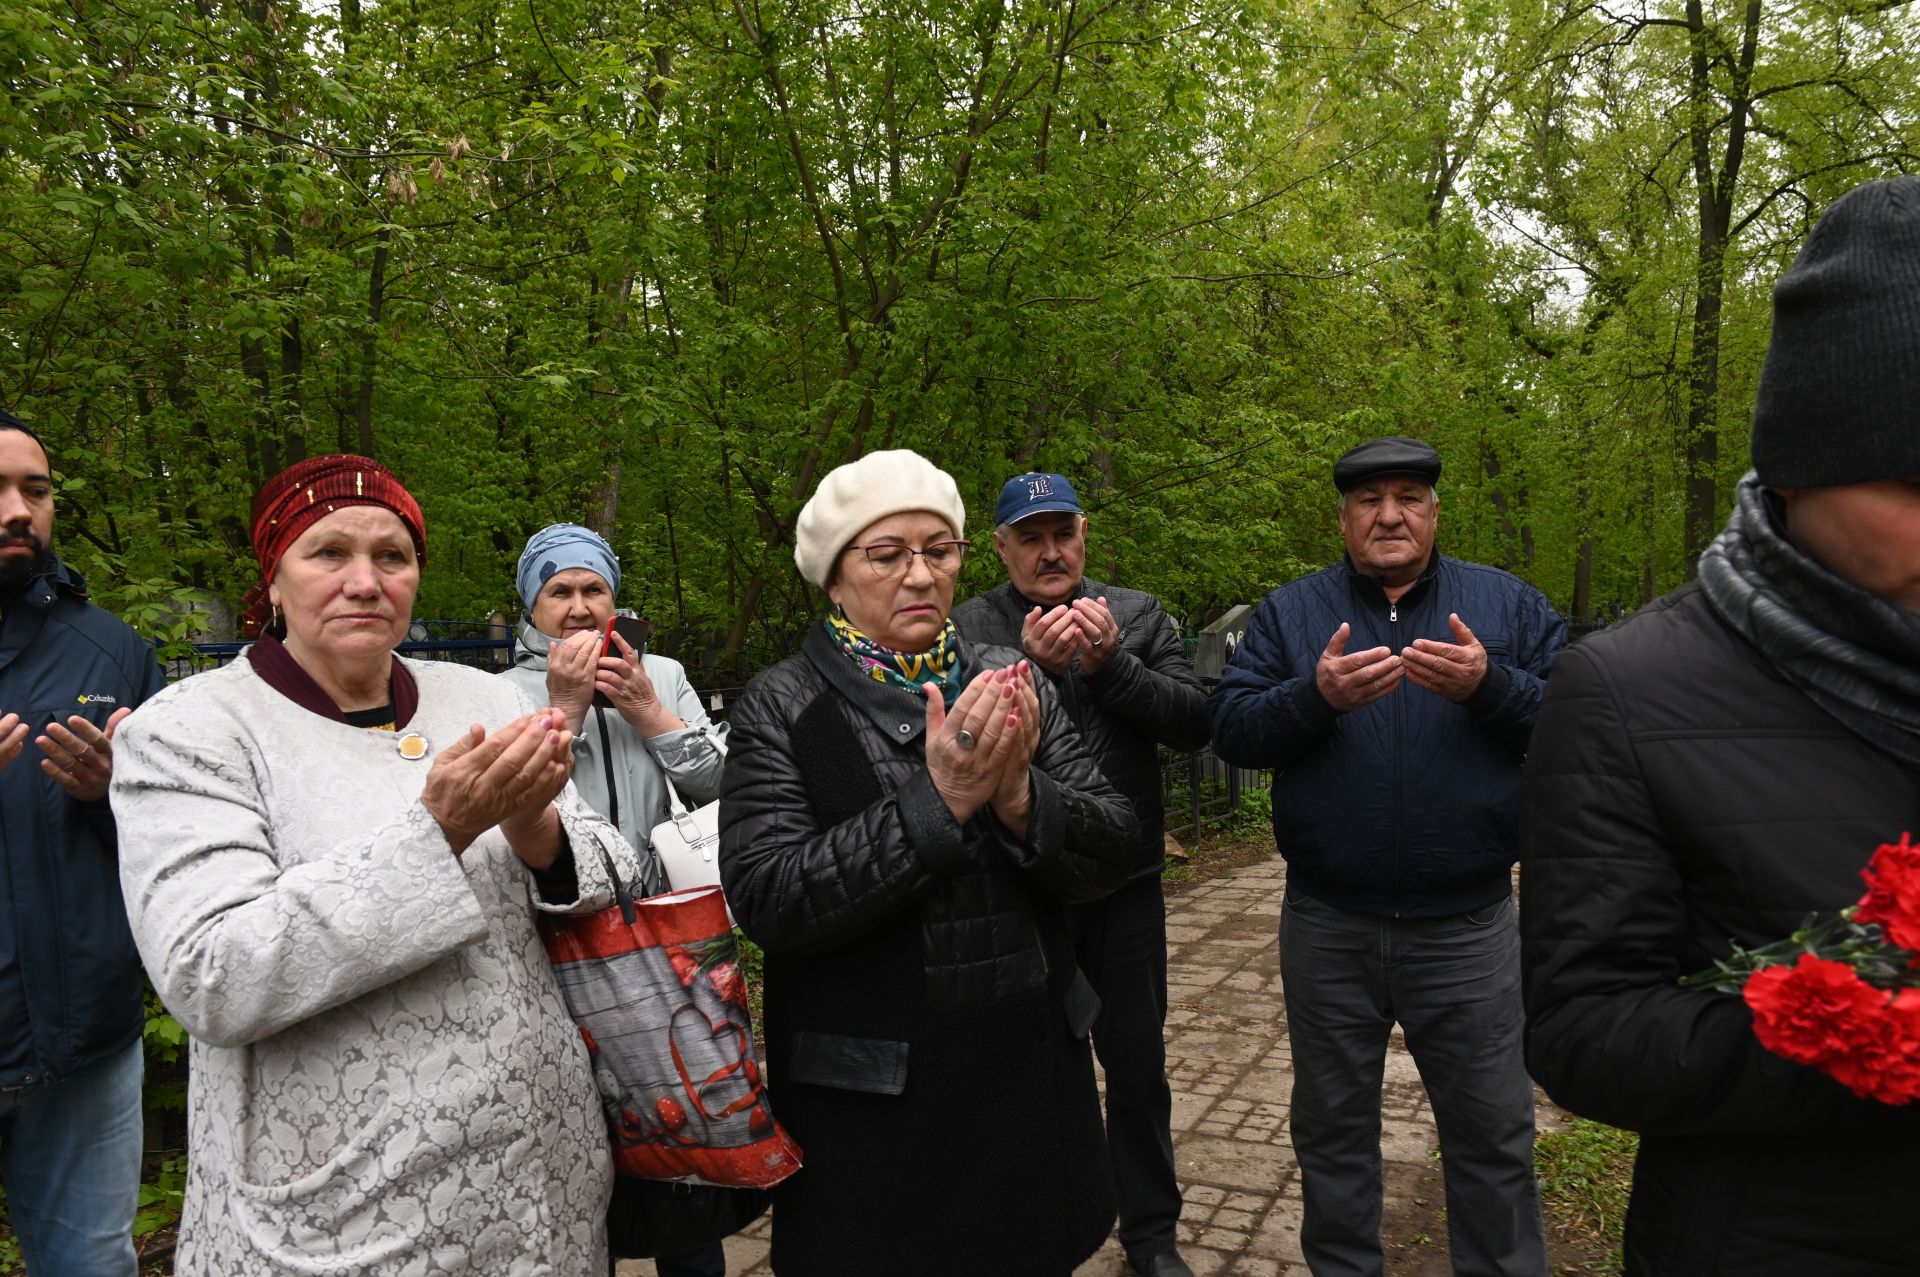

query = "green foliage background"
[[2, 0, 1916, 675]]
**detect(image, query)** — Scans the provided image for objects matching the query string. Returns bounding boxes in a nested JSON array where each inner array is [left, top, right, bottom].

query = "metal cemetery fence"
[[1160, 702, 1269, 844], [168, 620, 518, 683]]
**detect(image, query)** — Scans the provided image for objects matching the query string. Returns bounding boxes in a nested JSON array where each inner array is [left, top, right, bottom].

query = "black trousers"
[[1071, 874, 1181, 1259], [655, 1245, 726, 1277]]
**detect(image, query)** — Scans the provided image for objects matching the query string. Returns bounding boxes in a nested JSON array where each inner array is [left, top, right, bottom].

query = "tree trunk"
[[352, 227, 389, 456], [1680, 0, 1761, 575]]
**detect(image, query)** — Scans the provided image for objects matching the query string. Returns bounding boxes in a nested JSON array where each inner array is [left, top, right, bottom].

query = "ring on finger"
[[954, 729, 977, 751]]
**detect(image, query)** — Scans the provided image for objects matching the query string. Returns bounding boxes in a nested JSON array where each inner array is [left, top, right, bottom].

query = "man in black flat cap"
[[1210, 436, 1564, 1277]]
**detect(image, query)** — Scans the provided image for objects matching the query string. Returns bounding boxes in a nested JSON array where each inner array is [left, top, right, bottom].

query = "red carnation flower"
[[1743, 953, 1886, 1067], [1856, 832, 1920, 953], [1824, 988, 1920, 1106], [1690, 834, 1920, 1106]]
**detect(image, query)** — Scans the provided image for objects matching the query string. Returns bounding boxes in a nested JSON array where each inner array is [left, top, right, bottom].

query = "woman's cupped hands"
[[547, 629, 675, 736], [924, 662, 1041, 837], [421, 710, 575, 864]]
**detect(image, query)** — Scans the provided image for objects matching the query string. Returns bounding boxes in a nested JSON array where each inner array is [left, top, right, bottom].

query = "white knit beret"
[[793, 449, 967, 587]]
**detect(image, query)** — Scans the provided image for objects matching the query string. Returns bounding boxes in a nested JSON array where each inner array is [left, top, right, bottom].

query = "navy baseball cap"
[[994, 472, 1084, 525]]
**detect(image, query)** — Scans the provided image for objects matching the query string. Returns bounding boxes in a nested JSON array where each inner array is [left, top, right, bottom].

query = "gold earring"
[[271, 603, 283, 631]]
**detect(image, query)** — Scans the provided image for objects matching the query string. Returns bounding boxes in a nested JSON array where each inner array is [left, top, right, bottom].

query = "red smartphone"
[[591, 616, 651, 708]]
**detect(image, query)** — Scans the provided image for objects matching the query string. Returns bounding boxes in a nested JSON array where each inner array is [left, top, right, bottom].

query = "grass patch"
[[1535, 1116, 1637, 1276], [1162, 827, 1272, 894]]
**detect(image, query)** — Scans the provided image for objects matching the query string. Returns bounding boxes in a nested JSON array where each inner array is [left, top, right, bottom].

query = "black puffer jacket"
[[1521, 581, 1920, 1277], [953, 578, 1210, 876], [718, 626, 1146, 1276], [1211, 552, 1565, 917]]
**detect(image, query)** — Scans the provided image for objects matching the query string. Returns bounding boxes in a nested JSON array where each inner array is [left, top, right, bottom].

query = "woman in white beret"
[[717, 449, 1148, 1275]]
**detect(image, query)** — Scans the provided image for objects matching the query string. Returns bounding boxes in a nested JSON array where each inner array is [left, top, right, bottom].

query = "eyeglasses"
[[843, 539, 970, 579]]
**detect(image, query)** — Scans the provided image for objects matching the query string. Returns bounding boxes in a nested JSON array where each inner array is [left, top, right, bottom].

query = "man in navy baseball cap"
[[993, 470, 1085, 525], [956, 469, 1210, 1277]]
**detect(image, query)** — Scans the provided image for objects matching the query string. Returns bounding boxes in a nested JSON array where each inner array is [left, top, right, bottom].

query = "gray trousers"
[[1280, 889, 1546, 1277]]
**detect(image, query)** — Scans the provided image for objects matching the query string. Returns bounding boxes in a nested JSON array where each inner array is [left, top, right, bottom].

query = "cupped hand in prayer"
[[421, 711, 575, 863]]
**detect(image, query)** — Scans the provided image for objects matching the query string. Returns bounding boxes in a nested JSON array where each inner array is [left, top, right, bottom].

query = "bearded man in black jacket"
[[1521, 176, 1920, 1277], [953, 471, 1211, 1277]]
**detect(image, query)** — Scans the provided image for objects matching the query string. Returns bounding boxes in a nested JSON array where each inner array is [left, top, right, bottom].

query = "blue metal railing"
[[169, 620, 515, 683]]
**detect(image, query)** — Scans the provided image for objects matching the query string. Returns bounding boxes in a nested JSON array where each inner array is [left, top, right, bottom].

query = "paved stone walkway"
[[620, 856, 1447, 1276]]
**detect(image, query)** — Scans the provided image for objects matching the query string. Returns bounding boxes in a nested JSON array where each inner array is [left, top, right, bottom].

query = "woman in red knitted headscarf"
[[109, 454, 638, 1276]]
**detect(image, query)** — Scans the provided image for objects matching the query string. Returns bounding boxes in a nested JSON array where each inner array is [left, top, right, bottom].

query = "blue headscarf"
[[516, 523, 621, 610]]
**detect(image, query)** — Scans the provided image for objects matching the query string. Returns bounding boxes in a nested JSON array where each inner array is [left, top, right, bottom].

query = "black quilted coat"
[[952, 578, 1211, 877], [717, 626, 1147, 1276], [1210, 552, 1566, 917], [1521, 581, 1920, 1276]]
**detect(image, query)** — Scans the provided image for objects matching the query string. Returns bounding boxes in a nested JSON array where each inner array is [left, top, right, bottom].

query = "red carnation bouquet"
[[1682, 832, 1920, 1105]]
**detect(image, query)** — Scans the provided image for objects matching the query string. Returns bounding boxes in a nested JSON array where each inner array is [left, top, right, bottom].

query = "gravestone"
[[1195, 604, 1253, 681]]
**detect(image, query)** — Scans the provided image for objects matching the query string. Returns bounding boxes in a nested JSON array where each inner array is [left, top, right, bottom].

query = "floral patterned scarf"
[[824, 611, 965, 703]]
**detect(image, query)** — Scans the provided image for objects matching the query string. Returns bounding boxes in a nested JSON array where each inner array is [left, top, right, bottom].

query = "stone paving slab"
[[618, 855, 1444, 1276]]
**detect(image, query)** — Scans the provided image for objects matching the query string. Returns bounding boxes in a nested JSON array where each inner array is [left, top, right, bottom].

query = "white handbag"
[[648, 731, 730, 908]]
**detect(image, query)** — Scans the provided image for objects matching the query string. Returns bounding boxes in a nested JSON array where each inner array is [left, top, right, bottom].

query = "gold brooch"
[[396, 733, 430, 761]]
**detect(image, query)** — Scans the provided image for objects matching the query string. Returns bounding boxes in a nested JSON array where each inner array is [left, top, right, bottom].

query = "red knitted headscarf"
[[245, 455, 427, 635]]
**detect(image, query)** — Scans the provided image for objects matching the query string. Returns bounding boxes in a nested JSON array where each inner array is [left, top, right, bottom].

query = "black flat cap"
[[1333, 436, 1442, 492]]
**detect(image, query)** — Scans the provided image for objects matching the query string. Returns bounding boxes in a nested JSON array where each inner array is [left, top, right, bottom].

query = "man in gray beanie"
[[1520, 175, 1920, 1277]]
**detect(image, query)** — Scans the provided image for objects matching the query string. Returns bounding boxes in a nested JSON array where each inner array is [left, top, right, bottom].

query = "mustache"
[[1036, 559, 1069, 575], [0, 531, 46, 552]]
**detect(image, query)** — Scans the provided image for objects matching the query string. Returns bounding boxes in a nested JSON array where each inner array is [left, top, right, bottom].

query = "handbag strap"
[[659, 725, 726, 824], [597, 840, 637, 925], [594, 706, 621, 832], [591, 708, 638, 924]]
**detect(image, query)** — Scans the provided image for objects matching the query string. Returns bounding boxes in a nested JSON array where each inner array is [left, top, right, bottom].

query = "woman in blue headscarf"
[[500, 524, 734, 1276], [501, 523, 726, 899]]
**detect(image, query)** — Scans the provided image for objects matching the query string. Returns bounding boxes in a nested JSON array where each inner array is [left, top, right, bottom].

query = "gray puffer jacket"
[[500, 616, 726, 897]]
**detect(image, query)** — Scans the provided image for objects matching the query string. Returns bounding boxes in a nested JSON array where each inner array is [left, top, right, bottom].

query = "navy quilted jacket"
[[0, 557, 166, 1086], [1209, 552, 1565, 917]]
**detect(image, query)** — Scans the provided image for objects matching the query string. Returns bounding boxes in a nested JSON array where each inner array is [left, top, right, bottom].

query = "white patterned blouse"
[[112, 654, 638, 1277]]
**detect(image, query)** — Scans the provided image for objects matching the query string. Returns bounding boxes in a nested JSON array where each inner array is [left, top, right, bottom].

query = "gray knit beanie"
[[1751, 176, 1920, 488]]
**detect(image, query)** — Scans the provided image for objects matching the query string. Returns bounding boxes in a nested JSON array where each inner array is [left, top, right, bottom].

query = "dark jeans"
[[1072, 875, 1181, 1260], [1280, 890, 1546, 1277]]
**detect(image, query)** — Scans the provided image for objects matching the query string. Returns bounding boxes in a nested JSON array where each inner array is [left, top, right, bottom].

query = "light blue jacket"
[[499, 616, 727, 898]]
